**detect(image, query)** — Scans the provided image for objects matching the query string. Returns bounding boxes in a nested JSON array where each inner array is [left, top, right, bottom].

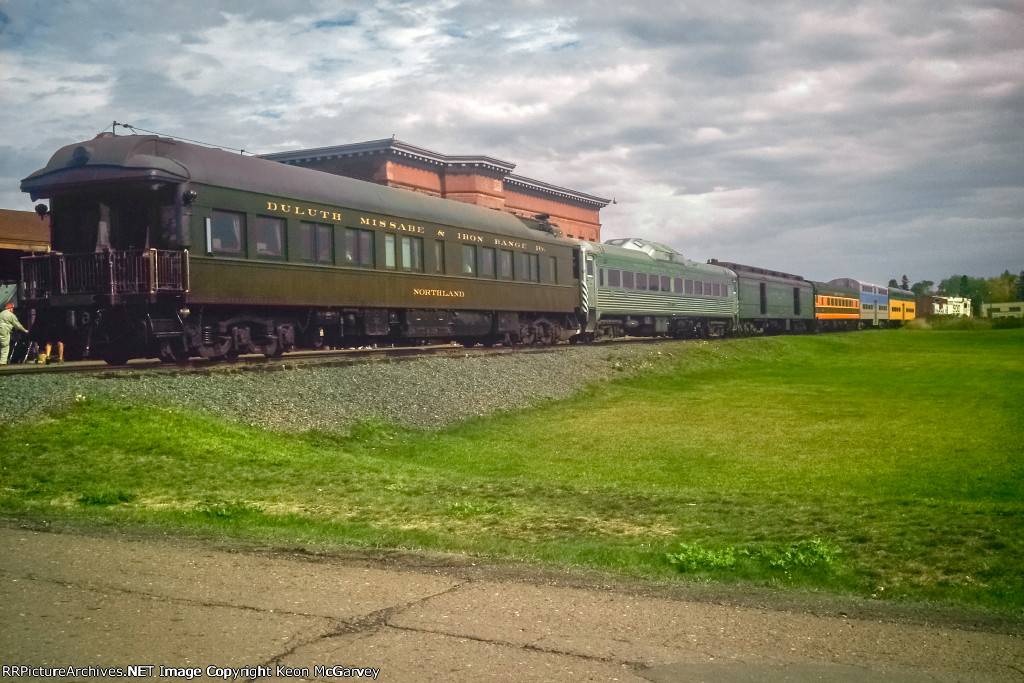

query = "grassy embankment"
[[2, 328, 1022, 612]]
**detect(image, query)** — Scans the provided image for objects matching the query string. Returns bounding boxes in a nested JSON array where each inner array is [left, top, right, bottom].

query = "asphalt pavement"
[[1, 526, 1021, 682]]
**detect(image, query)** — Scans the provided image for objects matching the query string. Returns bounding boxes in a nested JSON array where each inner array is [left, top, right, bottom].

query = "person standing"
[[0, 303, 28, 365]]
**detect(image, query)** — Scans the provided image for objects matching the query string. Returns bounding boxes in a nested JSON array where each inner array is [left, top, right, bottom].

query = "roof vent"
[[71, 146, 91, 166]]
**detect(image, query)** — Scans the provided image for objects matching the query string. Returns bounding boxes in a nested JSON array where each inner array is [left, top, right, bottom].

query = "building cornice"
[[261, 139, 610, 208]]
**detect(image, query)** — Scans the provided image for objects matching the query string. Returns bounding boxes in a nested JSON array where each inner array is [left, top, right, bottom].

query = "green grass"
[[2, 328, 1022, 613]]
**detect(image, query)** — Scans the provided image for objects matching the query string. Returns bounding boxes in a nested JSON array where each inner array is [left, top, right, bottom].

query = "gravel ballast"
[[0, 344, 682, 433]]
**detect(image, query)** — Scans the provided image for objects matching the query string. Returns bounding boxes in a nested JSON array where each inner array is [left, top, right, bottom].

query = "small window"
[[402, 235, 424, 272], [609, 269, 621, 287], [685, 279, 694, 295], [695, 281, 703, 296], [586, 260, 594, 276], [462, 244, 477, 275], [599, 268, 605, 286], [623, 271, 635, 289], [673, 277, 682, 293], [385, 234, 396, 269], [528, 253, 540, 282], [723, 284, 730, 297], [208, 210, 244, 255], [793, 286, 801, 315], [518, 252, 539, 282], [648, 274, 659, 292], [498, 249, 513, 279], [252, 216, 285, 258], [434, 240, 446, 273], [345, 228, 374, 267], [661, 276, 670, 292], [636, 273, 648, 290], [480, 247, 496, 278], [299, 222, 333, 263]]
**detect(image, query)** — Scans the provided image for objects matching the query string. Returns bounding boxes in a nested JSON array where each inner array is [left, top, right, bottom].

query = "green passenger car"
[[20, 134, 580, 362], [708, 260, 815, 334], [576, 239, 738, 339]]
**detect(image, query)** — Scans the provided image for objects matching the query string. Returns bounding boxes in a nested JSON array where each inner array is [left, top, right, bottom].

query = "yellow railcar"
[[888, 288, 916, 325]]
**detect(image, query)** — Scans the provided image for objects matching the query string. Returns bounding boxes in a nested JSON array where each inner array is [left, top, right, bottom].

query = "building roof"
[[262, 138, 611, 209], [21, 134, 571, 246], [0, 209, 49, 251]]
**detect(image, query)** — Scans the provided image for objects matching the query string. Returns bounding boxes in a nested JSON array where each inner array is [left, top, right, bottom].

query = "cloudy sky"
[[1, 0, 1021, 285]]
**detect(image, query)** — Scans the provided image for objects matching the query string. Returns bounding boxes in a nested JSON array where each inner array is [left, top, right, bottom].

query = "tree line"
[[887, 270, 1023, 315]]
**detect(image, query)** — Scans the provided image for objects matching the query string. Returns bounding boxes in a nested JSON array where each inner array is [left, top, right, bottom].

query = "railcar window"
[[623, 271, 634, 289], [498, 249, 513, 279], [760, 283, 767, 314], [649, 275, 659, 292], [299, 221, 333, 264], [586, 260, 594, 276], [685, 279, 694, 295], [385, 234, 396, 269], [661, 276, 670, 293], [344, 228, 374, 267], [462, 245, 477, 275], [316, 224, 332, 263], [434, 240, 446, 273], [402, 236, 424, 272], [599, 268, 605, 286], [517, 252, 539, 282], [608, 269, 621, 287], [480, 247, 496, 278], [793, 286, 801, 315], [636, 273, 648, 290], [208, 210, 244, 255], [252, 216, 285, 258], [674, 277, 682, 293]]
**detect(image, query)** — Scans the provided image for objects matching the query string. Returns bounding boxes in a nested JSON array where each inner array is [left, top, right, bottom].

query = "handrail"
[[21, 249, 188, 300]]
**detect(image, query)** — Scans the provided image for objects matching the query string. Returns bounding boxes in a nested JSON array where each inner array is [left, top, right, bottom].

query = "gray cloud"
[[0, 0, 1020, 284]]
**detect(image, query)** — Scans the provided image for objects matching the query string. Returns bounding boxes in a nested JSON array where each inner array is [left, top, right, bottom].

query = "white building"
[[933, 296, 973, 317], [982, 302, 1024, 319]]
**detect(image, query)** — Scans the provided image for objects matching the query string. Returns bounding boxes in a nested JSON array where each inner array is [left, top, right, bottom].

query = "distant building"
[[932, 296, 973, 317], [262, 139, 611, 242], [982, 302, 1024, 319], [0, 208, 49, 282]]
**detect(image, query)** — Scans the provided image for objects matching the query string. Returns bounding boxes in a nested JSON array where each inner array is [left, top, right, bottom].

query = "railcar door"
[[582, 252, 598, 333]]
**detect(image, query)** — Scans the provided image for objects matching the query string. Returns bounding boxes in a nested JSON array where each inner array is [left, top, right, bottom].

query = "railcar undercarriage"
[[21, 249, 577, 364]]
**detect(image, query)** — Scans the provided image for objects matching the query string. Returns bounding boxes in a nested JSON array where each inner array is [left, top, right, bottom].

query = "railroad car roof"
[[707, 259, 811, 286], [578, 239, 733, 277], [810, 280, 860, 298], [21, 134, 570, 246], [888, 288, 915, 301], [828, 277, 889, 295]]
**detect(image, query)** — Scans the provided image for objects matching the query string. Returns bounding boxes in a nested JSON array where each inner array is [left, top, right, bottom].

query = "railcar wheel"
[[158, 339, 189, 364], [538, 322, 554, 346], [519, 324, 537, 346], [100, 347, 131, 366]]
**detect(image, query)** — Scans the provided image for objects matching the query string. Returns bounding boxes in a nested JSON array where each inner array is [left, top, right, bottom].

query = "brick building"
[[263, 139, 610, 242], [0, 208, 49, 282]]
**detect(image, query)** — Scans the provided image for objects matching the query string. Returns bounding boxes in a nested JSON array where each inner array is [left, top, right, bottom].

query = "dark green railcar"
[[708, 260, 815, 334], [20, 134, 579, 363]]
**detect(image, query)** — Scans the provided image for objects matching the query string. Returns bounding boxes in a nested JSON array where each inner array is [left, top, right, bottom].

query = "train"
[[17, 133, 913, 364]]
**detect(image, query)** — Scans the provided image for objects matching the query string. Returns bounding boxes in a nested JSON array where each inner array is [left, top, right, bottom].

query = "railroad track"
[[0, 342, 554, 377], [0, 337, 664, 378]]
